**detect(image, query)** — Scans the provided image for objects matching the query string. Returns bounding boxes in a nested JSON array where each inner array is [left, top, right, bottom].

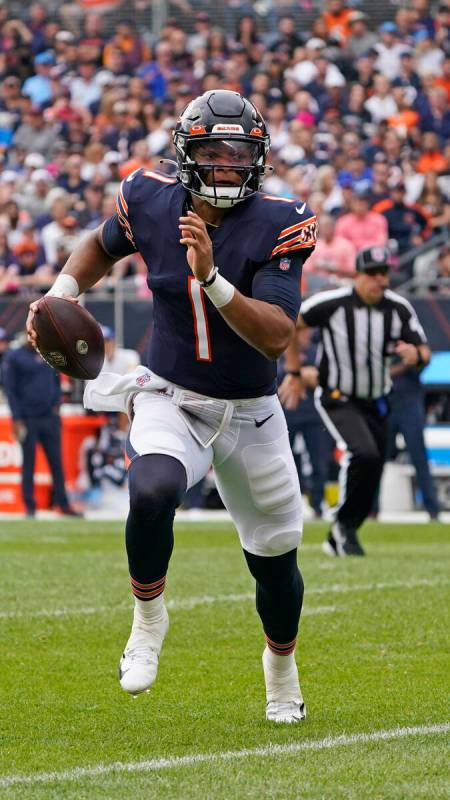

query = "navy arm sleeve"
[[252, 253, 306, 321], [101, 214, 138, 259]]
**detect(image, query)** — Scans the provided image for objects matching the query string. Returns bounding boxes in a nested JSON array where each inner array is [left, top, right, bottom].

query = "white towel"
[[83, 367, 234, 448], [83, 366, 169, 418]]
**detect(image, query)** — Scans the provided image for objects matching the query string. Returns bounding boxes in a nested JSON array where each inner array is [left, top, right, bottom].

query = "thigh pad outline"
[[241, 439, 300, 516]]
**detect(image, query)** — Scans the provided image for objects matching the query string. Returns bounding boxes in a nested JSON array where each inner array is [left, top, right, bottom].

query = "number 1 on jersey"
[[188, 276, 212, 362]]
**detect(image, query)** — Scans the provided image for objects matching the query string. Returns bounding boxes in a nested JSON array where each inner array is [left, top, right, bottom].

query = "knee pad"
[[251, 521, 302, 556], [237, 439, 302, 556], [128, 454, 187, 516]]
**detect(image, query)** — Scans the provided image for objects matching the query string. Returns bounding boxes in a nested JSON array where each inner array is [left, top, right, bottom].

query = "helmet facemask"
[[175, 136, 267, 208]]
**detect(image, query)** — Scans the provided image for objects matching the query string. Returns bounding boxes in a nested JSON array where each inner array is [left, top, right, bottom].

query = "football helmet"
[[173, 90, 270, 208]]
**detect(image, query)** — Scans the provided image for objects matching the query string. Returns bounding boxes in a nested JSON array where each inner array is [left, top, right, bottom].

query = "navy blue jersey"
[[102, 169, 317, 399]]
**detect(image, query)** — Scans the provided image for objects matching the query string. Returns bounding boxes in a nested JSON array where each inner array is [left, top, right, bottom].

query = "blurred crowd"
[[0, 0, 448, 297]]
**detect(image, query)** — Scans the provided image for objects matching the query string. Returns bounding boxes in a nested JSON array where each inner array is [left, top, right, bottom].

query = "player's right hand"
[[278, 373, 306, 410], [27, 295, 79, 349], [26, 301, 40, 349], [179, 211, 214, 282]]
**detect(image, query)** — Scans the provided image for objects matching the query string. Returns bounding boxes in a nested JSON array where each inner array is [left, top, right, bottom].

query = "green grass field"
[[0, 519, 448, 799]]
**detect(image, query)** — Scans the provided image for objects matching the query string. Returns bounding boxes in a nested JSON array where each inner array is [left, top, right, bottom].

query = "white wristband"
[[202, 271, 234, 308], [47, 274, 80, 298]]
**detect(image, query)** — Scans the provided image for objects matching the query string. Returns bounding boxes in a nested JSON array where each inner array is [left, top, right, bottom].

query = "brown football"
[[34, 296, 105, 380]]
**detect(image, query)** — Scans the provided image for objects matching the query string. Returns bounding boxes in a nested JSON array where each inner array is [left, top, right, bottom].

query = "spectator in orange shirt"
[[103, 21, 151, 72], [388, 86, 419, 134], [434, 55, 450, 100], [321, 0, 353, 45], [118, 139, 155, 179], [77, 0, 122, 10], [335, 187, 388, 252], [1, 239, 52, 293], [416, 132, 449, 174]]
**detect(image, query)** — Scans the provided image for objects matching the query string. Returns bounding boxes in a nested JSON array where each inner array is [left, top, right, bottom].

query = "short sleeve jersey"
[[103, 169, 317, 399]]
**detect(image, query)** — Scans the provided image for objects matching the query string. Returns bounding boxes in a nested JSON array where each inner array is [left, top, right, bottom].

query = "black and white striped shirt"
[[300, 287, 427, 399]]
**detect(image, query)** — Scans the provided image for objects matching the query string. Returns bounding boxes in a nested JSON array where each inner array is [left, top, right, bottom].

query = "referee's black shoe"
[[322, 523, 365, 557]]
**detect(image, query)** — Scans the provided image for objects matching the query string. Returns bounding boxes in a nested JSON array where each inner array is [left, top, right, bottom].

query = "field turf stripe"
[[0, 577, 446, 621], [0, 723, 448, 787]]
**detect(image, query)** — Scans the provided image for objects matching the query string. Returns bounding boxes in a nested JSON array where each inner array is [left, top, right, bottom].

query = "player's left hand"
[[395, 340, 419, 366], [179, 211, 214, 282]]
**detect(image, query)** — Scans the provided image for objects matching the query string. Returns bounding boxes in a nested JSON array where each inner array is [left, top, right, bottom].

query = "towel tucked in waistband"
[[83, 367, 234, 448]]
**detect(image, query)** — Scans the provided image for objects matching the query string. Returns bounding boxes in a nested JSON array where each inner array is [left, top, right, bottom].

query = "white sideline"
[[1, 509, 449, 523], [0, 577, 446, 621], [0, 723, 448, 787]]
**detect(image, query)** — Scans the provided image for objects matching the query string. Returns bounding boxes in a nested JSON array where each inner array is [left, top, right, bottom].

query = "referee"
[[280, 245, 431, 556]]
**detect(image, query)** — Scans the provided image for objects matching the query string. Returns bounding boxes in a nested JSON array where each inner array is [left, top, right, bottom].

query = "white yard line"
[[0, 577, 446, 621], [0, 600, 336, 621], [308, 577, 448, 596], [0, 723, 448, 787]]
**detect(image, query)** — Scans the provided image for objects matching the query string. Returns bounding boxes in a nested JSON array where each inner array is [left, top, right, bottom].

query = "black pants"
[[316, 392, 389, 530], [21, 414, 69, 514]]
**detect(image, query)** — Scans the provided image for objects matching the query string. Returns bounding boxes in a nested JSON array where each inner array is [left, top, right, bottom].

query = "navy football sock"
[[126, 454, 187, 594], [243, 548, 304, 649]]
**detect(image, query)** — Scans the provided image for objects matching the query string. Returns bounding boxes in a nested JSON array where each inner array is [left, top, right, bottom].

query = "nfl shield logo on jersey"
[[279, 257, 291, 271]]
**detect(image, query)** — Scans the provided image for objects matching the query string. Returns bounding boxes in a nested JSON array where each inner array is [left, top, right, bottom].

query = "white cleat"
[[119, 646, 160, 696], [119, 603, 169, 696], [266, 699, 306, 723], [262, 646, 306, 723]]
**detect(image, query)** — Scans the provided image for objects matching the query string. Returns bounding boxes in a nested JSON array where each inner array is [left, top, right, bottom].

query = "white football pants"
[[128, 387, 303, 557]]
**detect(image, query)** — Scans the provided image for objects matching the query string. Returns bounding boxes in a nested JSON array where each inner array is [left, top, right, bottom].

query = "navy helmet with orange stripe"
[[173, 89, 270, 208]]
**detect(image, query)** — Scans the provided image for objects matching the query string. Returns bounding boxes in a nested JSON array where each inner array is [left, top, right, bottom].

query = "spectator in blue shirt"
[[22, 51, 55, 107]]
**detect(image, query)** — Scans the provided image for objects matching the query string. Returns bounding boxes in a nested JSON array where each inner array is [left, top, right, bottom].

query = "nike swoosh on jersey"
[[254, 413, 274, 428], [295, 203, 306, 214]]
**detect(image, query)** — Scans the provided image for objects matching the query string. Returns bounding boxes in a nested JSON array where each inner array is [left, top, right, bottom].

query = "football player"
[[27, 90, 317, 723]]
